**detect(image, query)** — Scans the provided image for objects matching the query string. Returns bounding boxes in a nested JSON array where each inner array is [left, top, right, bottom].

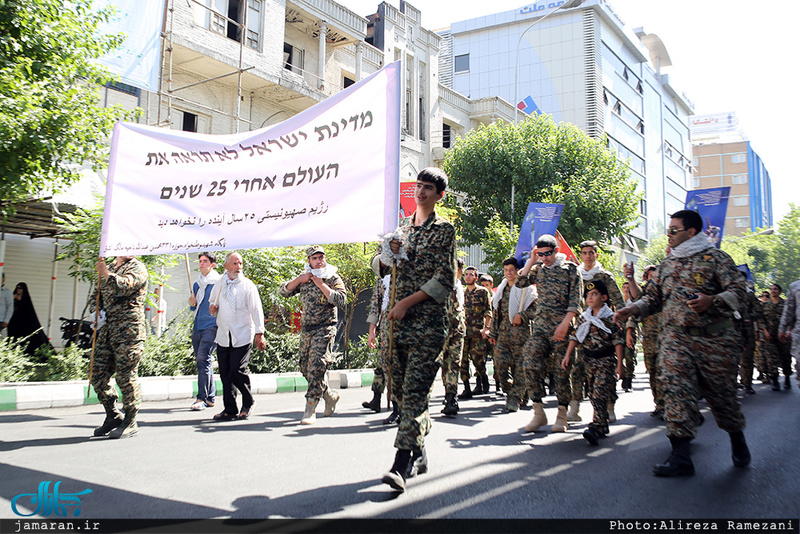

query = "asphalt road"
[[1, 363, 798, 526]]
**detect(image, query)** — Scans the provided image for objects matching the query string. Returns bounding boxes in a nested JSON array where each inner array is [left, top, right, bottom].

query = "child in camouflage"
[[561, 279, 624, 445]]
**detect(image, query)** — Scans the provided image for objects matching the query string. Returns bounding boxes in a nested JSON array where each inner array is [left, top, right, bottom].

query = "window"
[[194, 0, 262, 49], [454, 54, 469, 73], [735, 217, 750, 228], [343, 76, 355, 88], [284, 43, 304, 74], [731, 154, 746, 163], [182, 111, 198, 132], [405, 60, 413, 135], [692, 177, 700, 188], [418, 62, 426, 141], [732, 174, 748, 185], [443, 123, 451, 149], [733, 196, 749, 206]]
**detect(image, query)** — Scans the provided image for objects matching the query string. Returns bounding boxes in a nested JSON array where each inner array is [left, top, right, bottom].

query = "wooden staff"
[[184, 253, 193, 287], [386, 260, 397, 410], [86, 275, 101, 398]]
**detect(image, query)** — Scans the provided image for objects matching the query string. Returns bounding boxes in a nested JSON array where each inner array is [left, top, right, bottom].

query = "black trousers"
[[218, 338, 253, 414]]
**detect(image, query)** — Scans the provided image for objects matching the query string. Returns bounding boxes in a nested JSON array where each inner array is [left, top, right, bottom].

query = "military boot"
[[300, 399, 319, 425], [495, 377, 503, 395], [730, 431, 751, 468], [381, 449, 412, 492], [653, 436, 695, 477], [607, 400, 617, 423], [457, 379, 473, 400], [771, 376, 781, 391], [94, 401, 124, 437], [551, 405, 569, 433], [473, 376, 485, 395], [566, 399, 581, 422], [524, 402, 547, 432], [405, 446, 428, 478], [322, 389, 339, 417], [362, 389, 382, 413], [481, 374, 490, 395], [441, 393, 459, 417], [785, 376, 792, 389], [383, 400, 399, 425], [108, 409, 138, 439]]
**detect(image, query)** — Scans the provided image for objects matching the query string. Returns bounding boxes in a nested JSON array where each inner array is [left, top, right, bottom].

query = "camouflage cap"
[[306, 245, 325, 257]]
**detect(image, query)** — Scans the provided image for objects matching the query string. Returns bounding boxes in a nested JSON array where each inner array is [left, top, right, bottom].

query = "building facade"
[[438, 0, 695, 254], [691, 112, 773, 237]]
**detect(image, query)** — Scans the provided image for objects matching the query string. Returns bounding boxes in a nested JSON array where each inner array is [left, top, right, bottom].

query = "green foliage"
[[0, 0, 140, 217], [638, 234, 669, 271], [330, 333, 378, 371], [0, 336, 39, 382], [139, 310, 196, 377], [239, 247, 305, 333], [33, 344, 88, 382], [442, 115, 640, 248], [480, 213, 519, 279], [250, 330, 301, 374], [721, 232, 776, 292], [772, 204, 800, 290]]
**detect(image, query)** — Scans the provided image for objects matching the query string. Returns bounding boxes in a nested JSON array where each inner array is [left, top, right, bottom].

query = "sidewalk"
[[0, 369, 377, 411]]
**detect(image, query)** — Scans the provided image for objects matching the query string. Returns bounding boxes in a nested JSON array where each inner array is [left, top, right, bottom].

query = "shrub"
[[0, 336, 40, 382], [139, 310, 195, 377], [250, 330, 301, 374]]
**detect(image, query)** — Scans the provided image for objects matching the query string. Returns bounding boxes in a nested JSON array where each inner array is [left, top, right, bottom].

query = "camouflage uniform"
[[737, 291, 759, 388], [576, 267, 624, 400], [759, 298, 792, 379], [632, 247, 746, 440], [390, 210, 456, 451], [638, 280, 663, 410], [459, 285, 492, 382], [489, 283, 535, 404], [570, 313, 624, 434], [441, 281, 465, 396], [90, 258, 149, 417], [516, 257, 583, 406], [279, 272, 347, 402], [779, 280, 800, 381], [366, 276, 390, 396]]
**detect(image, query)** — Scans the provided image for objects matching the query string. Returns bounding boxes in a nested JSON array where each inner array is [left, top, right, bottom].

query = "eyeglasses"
[[537, 249, 555, 257], [667, 227, 687, 236]]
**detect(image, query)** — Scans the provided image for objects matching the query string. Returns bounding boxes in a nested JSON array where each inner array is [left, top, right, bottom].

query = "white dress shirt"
[[209, 274, 265, 348]]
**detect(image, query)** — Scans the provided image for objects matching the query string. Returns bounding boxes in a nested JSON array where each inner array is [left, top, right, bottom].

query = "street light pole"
[[510, 0, 583, 232]]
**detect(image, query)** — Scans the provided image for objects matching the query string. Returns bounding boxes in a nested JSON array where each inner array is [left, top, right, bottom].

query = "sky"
[[343, 0, 798, 225]]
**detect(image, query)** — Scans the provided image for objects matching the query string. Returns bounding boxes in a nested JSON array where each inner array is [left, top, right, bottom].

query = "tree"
[[721, 231, 777, 292], [441, 114, 641, 248], [0, 0, 138, 218], [770, 204, 800, 289]]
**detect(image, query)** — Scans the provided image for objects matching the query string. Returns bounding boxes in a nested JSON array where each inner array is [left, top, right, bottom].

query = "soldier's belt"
[[671, 319, 732, 336], [301, 322, 336, 333], [582, 348, 615, 359]]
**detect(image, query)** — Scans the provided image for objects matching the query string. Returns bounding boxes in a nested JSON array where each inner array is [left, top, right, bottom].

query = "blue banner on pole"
[[684, 187, 730, 248], [514, 202, 564, 264]]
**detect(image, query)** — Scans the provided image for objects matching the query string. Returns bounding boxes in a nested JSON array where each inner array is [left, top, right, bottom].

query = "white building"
[[439, 0, 695, 255]]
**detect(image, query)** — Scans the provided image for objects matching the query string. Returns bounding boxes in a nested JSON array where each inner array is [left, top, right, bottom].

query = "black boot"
[[458, 379, 473, 400], [362, 389, 382, 413], [405, 446, 428, 478], [108, 410, 138, 439], [481, 374, 490, 395], [473, 376, 485, 395], [653, 436, 694, 477], [441, 393, 459, 417], [785, 376, 792, 389], [381, 449, 412, 492], [382, 400, 399, 425], [730, 431, 751, 468], [495, 377, 503, 395], [771, 376, 780, 391], [94, 401, 124, 437]]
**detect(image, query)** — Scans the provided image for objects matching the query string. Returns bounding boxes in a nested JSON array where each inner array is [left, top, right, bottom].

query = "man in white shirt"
[[209, 252, 266, 421]]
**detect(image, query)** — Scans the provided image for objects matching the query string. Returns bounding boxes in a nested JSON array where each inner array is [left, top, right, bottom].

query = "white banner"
[[94, 0, 165, 92], [100, 62, 401, 256]]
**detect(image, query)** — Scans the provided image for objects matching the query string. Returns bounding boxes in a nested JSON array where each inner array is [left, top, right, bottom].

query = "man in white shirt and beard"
[[209, 252, 266, 421]]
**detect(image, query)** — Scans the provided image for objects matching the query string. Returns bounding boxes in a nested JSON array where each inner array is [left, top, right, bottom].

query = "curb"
[[0, 369, 377, 412]]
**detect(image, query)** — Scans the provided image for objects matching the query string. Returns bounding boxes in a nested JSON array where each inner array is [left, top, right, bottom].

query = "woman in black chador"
[[7, 282, 52, 359]]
